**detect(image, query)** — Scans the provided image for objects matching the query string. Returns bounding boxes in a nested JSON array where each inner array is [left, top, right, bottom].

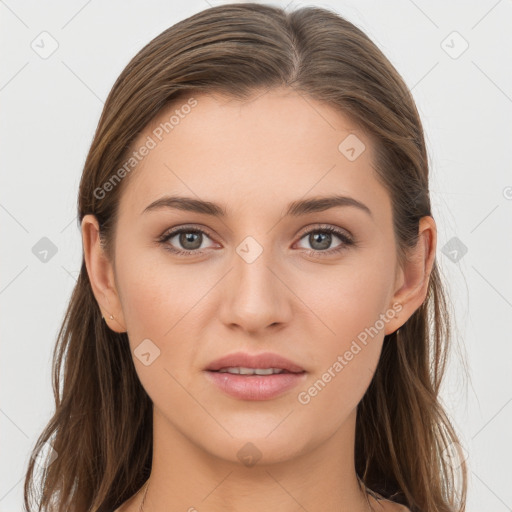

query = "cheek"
[[114, 250, 208, 401], [295, 252, 394, 410], [115, 242, 201, 338], [304, 248, 394, 340], [114, 246, 220, 378], [296, 304, 385, 429]]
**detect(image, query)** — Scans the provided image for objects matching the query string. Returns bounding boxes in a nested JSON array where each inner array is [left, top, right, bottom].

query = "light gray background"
[[1, 1, 511, 510]]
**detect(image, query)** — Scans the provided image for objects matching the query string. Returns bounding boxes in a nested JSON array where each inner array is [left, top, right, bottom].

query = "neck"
[[140, 407, 373, 512]]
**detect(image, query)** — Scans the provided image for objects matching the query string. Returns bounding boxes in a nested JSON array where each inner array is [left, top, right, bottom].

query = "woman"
[[23, 3, 467, 511]]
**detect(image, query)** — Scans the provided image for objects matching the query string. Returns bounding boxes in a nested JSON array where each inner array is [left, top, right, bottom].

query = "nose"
[[218, 238, 293, 335]]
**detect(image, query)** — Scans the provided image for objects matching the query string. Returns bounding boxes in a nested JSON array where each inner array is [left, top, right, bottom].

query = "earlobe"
[[386, 216, 437, 335], [81, 214, 127, 333]]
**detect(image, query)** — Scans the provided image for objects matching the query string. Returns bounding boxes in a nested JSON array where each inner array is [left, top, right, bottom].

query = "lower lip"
[[204, 370, 307, 400]]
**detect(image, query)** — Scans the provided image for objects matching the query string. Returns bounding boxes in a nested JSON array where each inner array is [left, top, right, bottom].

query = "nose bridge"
[[222, 232, 290, 331]]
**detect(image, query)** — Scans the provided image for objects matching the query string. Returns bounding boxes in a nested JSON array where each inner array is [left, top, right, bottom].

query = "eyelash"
[[157, 224, 356, 258]]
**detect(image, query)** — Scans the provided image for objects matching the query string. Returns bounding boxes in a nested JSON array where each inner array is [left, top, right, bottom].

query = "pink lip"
[[204, 371, 307, 400], [203, 351, 306, 401]]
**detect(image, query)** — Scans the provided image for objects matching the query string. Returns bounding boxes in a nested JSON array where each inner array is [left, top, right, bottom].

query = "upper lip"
[[205, 351, 306, 373]]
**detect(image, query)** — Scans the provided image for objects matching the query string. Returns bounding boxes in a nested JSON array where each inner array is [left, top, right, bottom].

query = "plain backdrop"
[[1, 1, 511, 510]]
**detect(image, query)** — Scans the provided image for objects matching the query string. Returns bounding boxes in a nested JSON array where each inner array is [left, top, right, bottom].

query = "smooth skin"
[[82, 87, 433, 511]]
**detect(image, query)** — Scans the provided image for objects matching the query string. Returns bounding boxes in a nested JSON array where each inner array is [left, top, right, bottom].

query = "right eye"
[[157, 226, 218, 256]]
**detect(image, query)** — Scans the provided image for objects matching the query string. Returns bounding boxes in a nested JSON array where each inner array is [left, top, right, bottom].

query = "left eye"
[[295, 226, 353, 253], [158, 225, 354, 256]]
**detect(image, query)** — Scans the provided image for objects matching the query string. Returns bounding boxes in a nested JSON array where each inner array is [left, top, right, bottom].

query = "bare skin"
[[83, 87, 432, 511]]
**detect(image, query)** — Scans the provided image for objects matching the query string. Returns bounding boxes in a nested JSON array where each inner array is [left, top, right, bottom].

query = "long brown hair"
[[23, 3, 467, 511]]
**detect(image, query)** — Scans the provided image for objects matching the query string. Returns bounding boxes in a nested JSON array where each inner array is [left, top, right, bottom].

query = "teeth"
[[217, 367, 285, 375]]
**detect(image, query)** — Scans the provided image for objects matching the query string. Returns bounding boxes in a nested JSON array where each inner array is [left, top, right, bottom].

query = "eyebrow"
[[142, 194, 372, 218]]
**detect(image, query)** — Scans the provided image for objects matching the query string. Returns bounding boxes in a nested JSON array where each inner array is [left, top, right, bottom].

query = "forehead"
[[117, 88, 391, 222]]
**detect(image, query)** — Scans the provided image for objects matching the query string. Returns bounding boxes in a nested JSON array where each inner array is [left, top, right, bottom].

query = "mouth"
[[203, 351, 306, 400]]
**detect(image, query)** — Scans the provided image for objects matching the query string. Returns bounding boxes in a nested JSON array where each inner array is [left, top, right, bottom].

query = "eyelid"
[[295, 223, 352, 241], [160, 223, 218, 241]]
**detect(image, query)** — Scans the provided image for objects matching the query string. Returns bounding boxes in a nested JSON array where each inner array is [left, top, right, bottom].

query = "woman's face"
[[85, 87, 433, 465]]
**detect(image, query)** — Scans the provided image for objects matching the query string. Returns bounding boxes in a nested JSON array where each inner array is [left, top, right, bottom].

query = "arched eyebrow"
[[142, 194, 373, 219]]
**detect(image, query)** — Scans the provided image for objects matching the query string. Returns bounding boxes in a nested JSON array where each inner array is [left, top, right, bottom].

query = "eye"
[[157, 225, 217, 256], [157, 224, 355, 257], [295, 225, 355, 257]]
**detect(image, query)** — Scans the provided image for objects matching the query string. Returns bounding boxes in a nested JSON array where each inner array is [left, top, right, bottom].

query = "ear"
[[81, 214, 127, 333], [384, 216, 437, 335]]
